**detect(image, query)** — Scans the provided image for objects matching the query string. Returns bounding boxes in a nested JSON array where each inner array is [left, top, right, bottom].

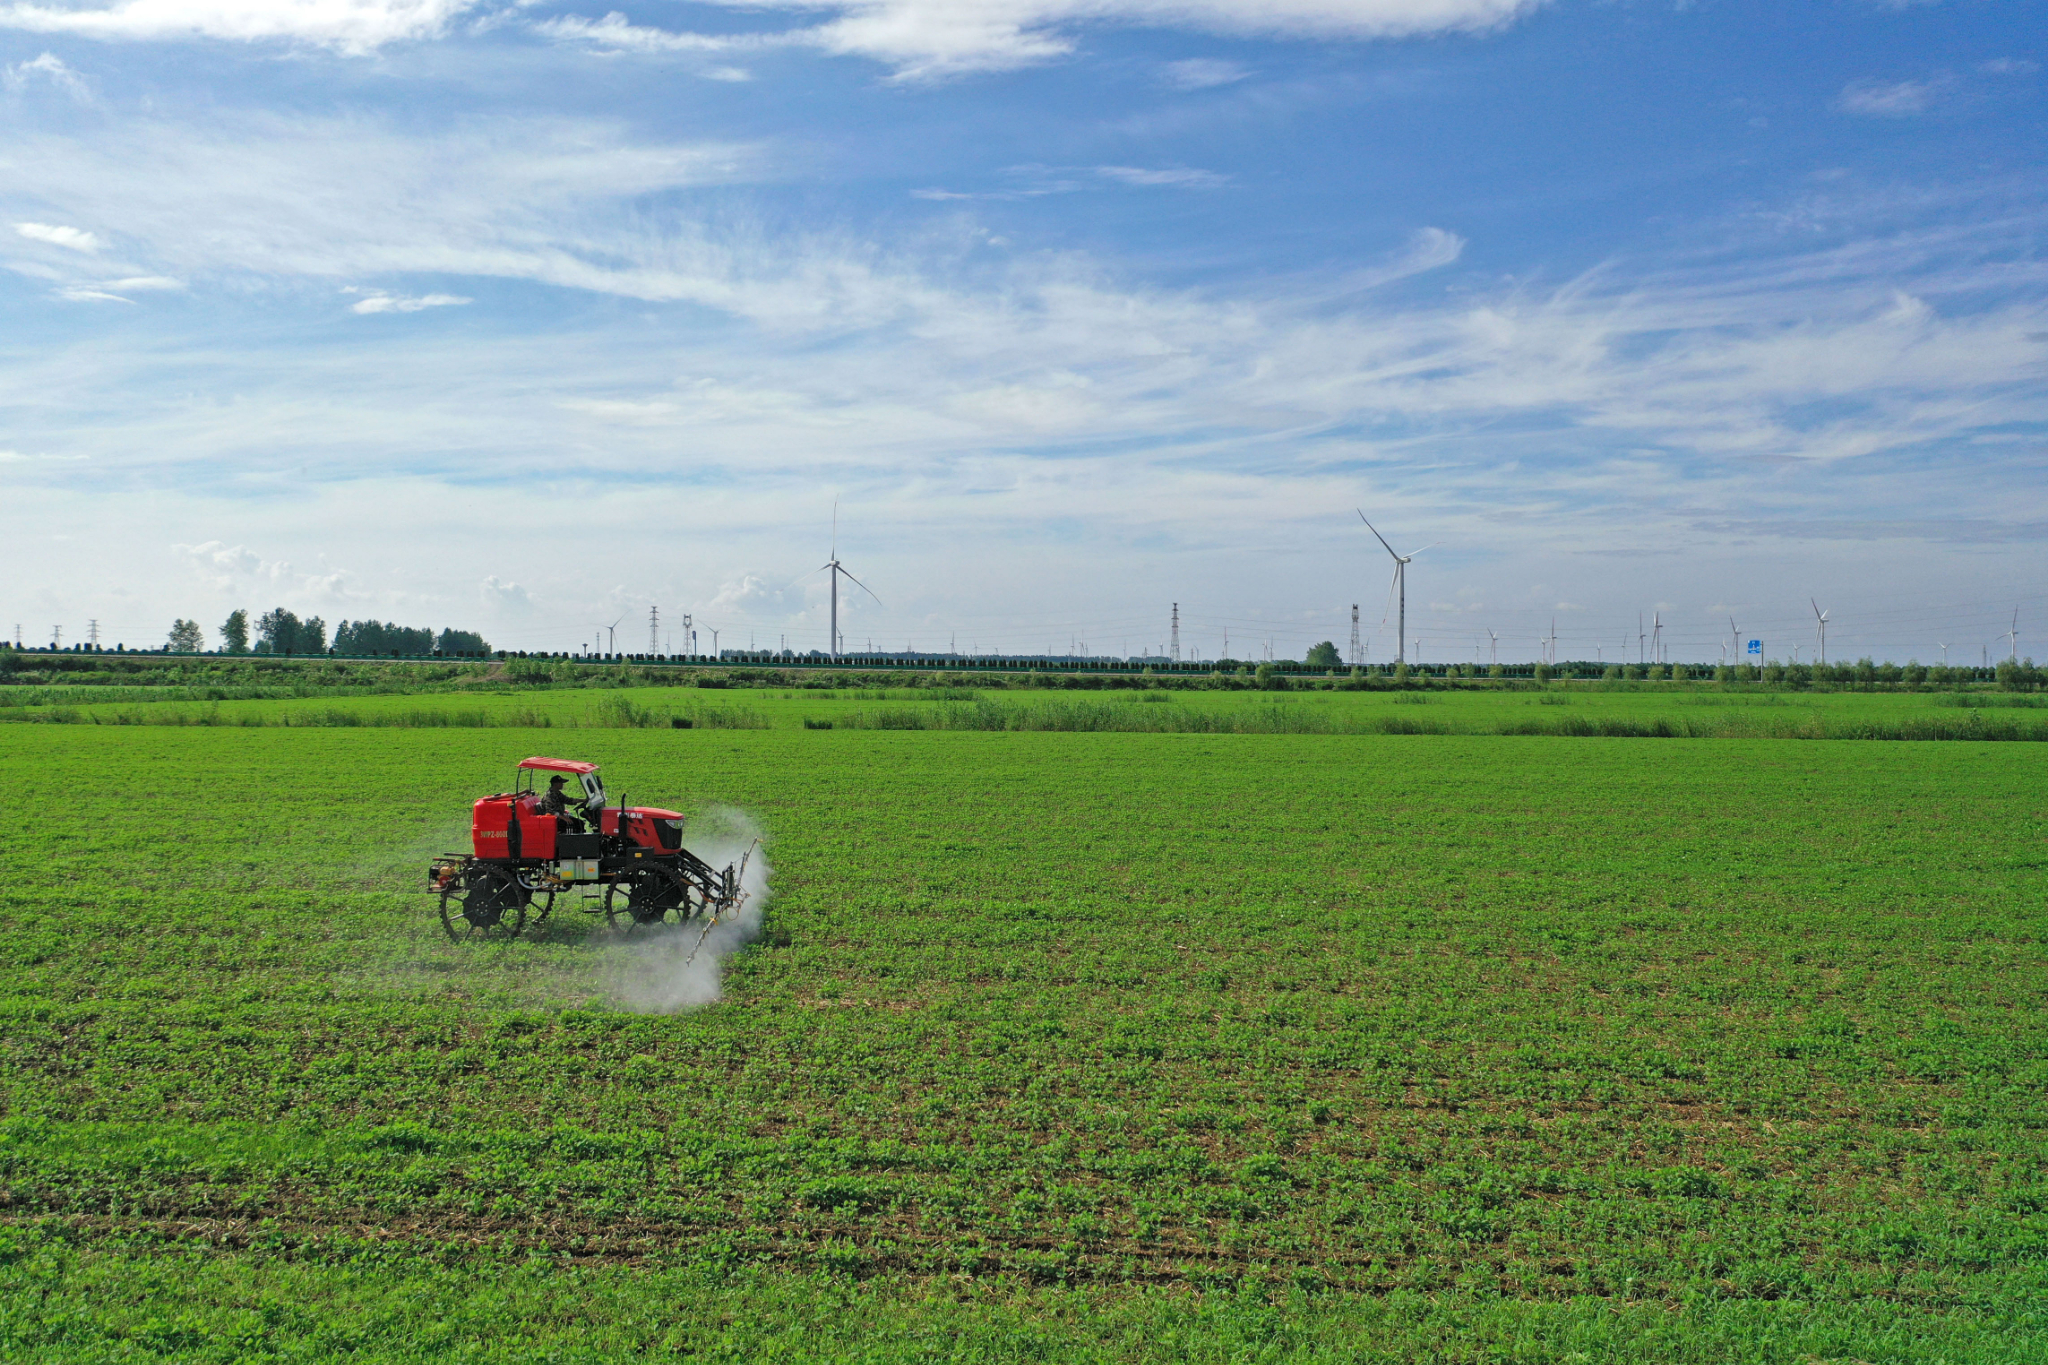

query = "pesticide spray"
[[603, 806, 772, 1013]]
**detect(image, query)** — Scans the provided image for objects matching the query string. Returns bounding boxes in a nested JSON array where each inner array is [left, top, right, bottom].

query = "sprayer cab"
[[431, 756, 753, 944]]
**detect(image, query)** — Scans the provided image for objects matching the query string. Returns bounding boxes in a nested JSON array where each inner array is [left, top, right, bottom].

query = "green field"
[[10, 677, 2048, 741], [2, 700, 2045, 1360]]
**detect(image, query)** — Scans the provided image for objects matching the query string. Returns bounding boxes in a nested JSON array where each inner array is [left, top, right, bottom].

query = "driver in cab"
[[537, 775, 588, 832]]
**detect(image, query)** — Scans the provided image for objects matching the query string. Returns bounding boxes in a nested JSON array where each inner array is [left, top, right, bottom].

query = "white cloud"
[[347, 289, 472, 314], [172, 541, 294, 591], [1160, 56, 1249, 89], [482, 575, 531, 610], [556, 397, 681, 422], [709, 573, 790, 615], [1094, 164, 1229, 188], [1838, 77, 1940, 116], [1980, 58, 2039, 76], [3, 50, 88, 97], [53, 274, 182, 303], [16, 221, 101, 251], [535, 11, 754, 53], [543, 0, 1545, 79], [0, 0, 481, 54]]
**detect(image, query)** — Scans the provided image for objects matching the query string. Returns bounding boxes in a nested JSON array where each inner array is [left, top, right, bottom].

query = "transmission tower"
[[1349, 604, 1361, 666], [649, 605, 659, 655], [52, 625, 62, 649], [1170, 603, 1180, 662], [88, 619, 101, 647]]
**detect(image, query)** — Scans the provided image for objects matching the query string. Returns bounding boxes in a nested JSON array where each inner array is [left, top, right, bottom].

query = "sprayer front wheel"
[[604, 866, 687, 934]]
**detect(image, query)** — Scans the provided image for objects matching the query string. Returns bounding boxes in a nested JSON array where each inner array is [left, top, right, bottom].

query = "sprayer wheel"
[[440, 866, 528, 943], [604, 866, 687, 934]]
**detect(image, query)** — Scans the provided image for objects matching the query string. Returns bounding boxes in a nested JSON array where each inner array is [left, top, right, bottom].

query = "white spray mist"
[[604, 806, 773, 1013]]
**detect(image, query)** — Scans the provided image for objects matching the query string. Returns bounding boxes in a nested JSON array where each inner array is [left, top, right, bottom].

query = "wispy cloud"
[[1837, 76, 1943, 116], [537, 0, 1544, 80], [1160, 56, 1249, 89], [3, 50, 88, 97], [1094, 165, 1229, 188], [0, 0, 481, 54], [16, 221, 101, 251], [914, 162, 1225, 199], [347, 288, 472, 314]]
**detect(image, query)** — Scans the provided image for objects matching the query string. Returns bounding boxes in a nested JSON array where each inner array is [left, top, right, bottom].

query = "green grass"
[[1, 725, 2044, 1359], [11, 680, 2048, 741]]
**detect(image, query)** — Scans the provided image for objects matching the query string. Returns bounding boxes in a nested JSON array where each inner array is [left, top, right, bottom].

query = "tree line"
[[165, 610, 490, 656]]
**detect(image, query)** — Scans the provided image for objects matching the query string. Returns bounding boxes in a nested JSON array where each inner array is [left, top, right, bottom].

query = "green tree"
[[254, 608, 295, 654], [1532, 662, 1551, 683], [166, 619, 204, 653], [436, 628, 491, 654], [1304, 640, 1341, 669], [221, 609, 249, 655]]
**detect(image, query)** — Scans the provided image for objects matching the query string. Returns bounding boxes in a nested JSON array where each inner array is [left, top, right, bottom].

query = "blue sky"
[[2, 0, 2043, 663]]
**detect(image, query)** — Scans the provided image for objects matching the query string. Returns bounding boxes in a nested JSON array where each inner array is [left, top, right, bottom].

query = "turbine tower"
[[815, 501, 880, 658], [1358, 511, 1437, 666], [1812, 599, 1829, 666]]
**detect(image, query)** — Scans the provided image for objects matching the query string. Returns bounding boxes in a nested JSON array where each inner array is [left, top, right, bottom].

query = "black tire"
[[440, 865, 528, 942], [604, 865, 688, 934]]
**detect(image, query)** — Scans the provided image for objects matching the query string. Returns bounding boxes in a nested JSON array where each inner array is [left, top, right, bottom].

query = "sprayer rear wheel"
[[440, 866, 528, 942]]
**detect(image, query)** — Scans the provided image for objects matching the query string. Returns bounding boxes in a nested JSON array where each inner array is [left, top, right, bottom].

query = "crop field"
[[8, 677, 2048, 741], [1, 716, 2045, 1360]]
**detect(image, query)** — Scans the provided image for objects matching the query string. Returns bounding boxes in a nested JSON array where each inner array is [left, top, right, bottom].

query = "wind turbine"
[[813, 501, 880, 658], [1651, 612, 1663, 664], [606, 616, 624, 657], [1358, 511, 1437, 665], [2008, 607, 2020, 662], [1487, 628, 1499, 666], [1811, 599, 1829, 666]]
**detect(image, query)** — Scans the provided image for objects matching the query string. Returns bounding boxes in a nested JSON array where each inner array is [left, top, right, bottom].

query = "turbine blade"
[[1378, 566, 1399, 626], [1405, 541, 1443, 558], [839, 566, 884, 607], [1357, 511, 1401, 560]]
